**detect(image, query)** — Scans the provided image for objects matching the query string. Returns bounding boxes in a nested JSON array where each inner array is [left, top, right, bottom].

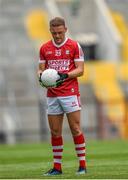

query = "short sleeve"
[[39, 46, 46, 64], [74, 42, 84, 62]]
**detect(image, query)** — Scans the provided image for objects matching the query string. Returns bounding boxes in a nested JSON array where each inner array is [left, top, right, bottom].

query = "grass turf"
[[0, 140, 128, 179]]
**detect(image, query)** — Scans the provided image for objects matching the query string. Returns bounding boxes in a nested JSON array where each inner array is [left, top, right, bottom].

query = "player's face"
[[50, 25, 67, 45]]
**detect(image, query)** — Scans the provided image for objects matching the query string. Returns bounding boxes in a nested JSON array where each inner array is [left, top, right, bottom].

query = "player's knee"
[[71, 126, 81, 136], [51, 128, 61, 137]]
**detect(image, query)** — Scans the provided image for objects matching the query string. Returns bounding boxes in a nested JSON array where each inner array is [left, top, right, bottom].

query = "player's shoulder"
[[67, 38, 78, 44], [67, 38, 79, 47], [40, 40, 52, 50]]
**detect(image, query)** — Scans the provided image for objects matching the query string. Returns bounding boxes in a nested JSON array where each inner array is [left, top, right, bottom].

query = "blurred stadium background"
[[0, 0, 128, 144]]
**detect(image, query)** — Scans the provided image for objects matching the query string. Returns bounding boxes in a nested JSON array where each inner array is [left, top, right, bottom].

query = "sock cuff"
[[51, 136, 63, 146], [73, 133, 85, 144]]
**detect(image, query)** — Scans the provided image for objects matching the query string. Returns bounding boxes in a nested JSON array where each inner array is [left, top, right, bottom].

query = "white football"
[[41, 69, 60, 87]]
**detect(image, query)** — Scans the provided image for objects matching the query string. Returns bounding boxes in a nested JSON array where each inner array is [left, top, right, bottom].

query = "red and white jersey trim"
[[39, 59, 46, 63], [74, 58, 84, 62], [52, 37, 68, 48]]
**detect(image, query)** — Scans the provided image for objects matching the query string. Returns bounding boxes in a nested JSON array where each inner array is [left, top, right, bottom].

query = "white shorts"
[[47, 95, 81, 114]]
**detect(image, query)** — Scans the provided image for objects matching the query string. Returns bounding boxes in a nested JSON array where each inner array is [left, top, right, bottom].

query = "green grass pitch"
[[0, 140, 128, 179]]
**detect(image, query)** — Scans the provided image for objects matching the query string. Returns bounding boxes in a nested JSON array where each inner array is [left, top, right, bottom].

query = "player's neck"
[[52, 37, 68, 48]]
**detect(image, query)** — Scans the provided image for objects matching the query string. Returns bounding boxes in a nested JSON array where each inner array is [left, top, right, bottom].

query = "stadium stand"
[[105, 0, 128, 137], [110, 11, 128, 61], [0, 0, 50, 143], [106, 0, 128, 62], [79, 62, 126, 138], [0, 0, 128, 143], [118, 62, 128, 81]]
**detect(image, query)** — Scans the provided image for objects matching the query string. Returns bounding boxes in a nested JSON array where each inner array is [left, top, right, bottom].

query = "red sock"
[[51, 136, 63, 171], [73, 133, 86, 168]]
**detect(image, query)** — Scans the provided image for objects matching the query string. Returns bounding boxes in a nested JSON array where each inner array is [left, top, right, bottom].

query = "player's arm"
[[37, 63, 45, 76], [68, 61, 84, 78], [38, 46, 47, 87], [68, 42, 85, 78], [37, 63, 47, 88], [56, 61, 84, 87], [56, 42, 84, 86], [38, 45, 46, 75]]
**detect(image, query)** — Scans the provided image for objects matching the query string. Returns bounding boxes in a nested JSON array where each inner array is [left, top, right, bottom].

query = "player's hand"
[[38, 73, 47, 88], [38, 73, 56, 88], [56, 73, 68, 87]]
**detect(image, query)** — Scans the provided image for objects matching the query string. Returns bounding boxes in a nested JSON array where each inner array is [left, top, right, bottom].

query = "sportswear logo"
[[55, 49, 61, 56], [48, 59, 70, 71], [66, 50, 70, 54], [71, 88, 75, 93], [71, 101, 77, 107]]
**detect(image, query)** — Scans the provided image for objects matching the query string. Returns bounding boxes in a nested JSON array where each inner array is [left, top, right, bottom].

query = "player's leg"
[[66, 110, 87, 174], [44, 114, 64, 176], [66, 110, 81, 136], [44, 97, 64, 175], [48, 114, 64, 137]]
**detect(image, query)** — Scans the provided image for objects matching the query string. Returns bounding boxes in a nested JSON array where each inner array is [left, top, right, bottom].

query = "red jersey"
[[39, 38, 84, 97]]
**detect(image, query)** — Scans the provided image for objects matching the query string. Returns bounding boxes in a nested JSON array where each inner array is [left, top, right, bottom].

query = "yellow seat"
[[91, 62, 116, 84], [111, 11, 127, 36], [90, 62, 125, 138], [111, 11, 128, 61], [122, 34, 128, 62], [94, 81, 125, 138], [78, 63, 92, 84], [117, 62, 128, 81], [25, 10, 51, 42]]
